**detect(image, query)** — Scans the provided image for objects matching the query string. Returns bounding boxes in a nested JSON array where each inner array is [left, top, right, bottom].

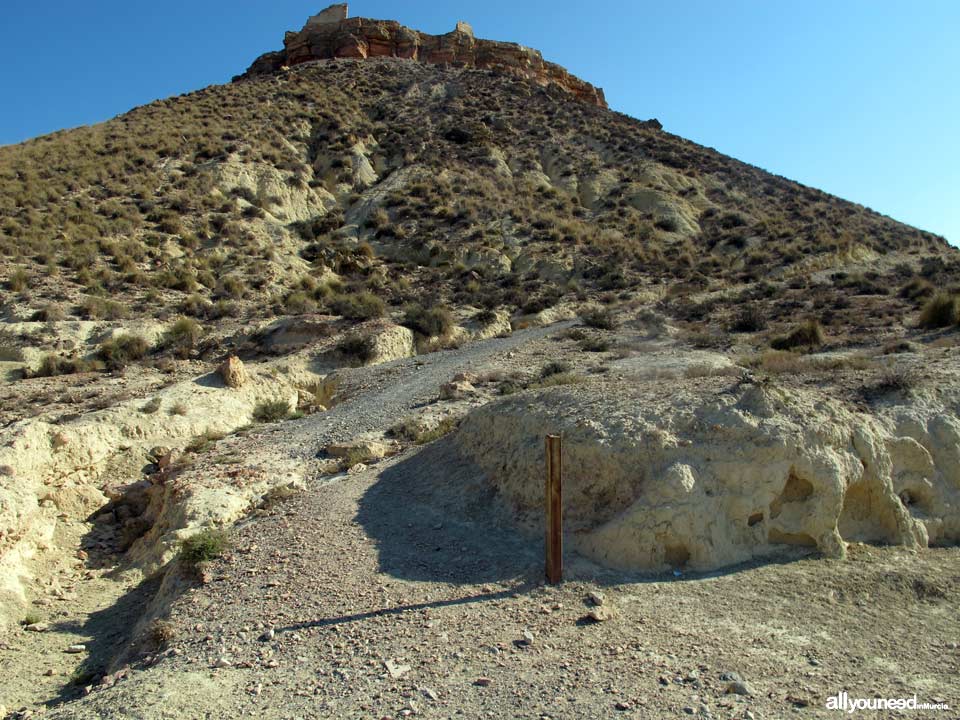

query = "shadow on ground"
[[355, 436, 542, 585], [356, 435, 826, 589], [44, 574, 165, 709]]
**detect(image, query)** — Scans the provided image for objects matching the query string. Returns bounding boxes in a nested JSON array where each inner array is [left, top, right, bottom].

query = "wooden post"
[[545, 434, 563, 584]]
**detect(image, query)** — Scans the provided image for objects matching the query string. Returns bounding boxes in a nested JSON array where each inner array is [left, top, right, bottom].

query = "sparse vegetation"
[[918, 293, 960, 329], [329, 292, 385, 321], [159, 317, 202, 358], [729, 305, 766, 333], [540, 361, 572, 379], [253, 399, 292, 423], [581, 307, 616, 330], [180, 528, 230, 567], [402, 303, 455, 337], [97, 334, 149, 371], [388, 416, 460, 444], [770, 319, 825, 350], [336, 334, 377, 364], [141, 396, 163, 414], [186, 429, 226, 454]]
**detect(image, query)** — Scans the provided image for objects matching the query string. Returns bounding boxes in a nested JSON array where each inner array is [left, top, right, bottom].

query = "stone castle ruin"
[[238, 4, 606, 108]]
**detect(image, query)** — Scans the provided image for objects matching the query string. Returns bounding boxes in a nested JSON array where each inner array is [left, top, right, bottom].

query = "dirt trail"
[[0, 320, 575, 715], [37, 446, 960, 720], [274, 319, 576, 458]]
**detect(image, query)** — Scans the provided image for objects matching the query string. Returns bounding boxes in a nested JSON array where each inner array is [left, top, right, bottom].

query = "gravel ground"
[[6, 320, 960, 719], [40, 449, 960, 720]]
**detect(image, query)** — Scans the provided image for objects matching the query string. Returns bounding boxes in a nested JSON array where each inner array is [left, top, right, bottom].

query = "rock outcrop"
[[237, 5, 607, 108], [453, 378, 960, 573]]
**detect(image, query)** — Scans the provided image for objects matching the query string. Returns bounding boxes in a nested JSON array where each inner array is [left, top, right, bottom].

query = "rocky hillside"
[[0, 6, 955, 347]]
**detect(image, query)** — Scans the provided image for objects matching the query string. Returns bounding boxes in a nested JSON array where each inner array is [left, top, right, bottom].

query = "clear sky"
[[2, 1, 957, 242]]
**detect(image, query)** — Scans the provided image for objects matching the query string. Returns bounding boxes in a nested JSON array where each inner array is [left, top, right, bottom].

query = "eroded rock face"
[[237, 5, 607, 108], [453, 379, 960, 573]]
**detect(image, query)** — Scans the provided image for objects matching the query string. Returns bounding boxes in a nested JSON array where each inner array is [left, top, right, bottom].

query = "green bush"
[[79, 297, 128, 320], [32, 353, 98, 377], [402, 303, 455, 337], [337, 334, 377, 364], [253, 399, 292, 423], [329, 292, 385, 321], [581, 308, 617, 330], [159, 317, 202, 358], [98, 334, 149, 370], [770, 319, 825, 350], [918, 293, 960, 329], [729, 305, 766, 333], [540, 361, 572, 378], [7, 268, 29, 292], [180, 529, 229, 567]]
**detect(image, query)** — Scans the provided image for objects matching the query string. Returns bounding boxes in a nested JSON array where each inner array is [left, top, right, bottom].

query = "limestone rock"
[[452, 379, 960, 573], [440, 380, 476, 400], [326, 440, 388, 462], [238, 8, 608, 108], [364, 324, 416, 365], [218, 356, 249, 389]]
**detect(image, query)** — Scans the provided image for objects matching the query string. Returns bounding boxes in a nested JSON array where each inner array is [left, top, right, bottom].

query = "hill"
[[1, 7, 959, 718]]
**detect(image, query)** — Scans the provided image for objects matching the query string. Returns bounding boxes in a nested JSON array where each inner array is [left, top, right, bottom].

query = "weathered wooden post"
[[545, 434, 563, 584]]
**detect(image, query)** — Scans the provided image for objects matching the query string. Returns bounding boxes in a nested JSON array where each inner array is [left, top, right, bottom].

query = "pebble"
[[421, 687, 439, 701], [588, 591, 606, 607], [24, 623, 49, 633], [522, 629, 535, 644], [65, 644, 86, 654], [473, 677, 492, 687], [586, 606, 615, 623], [385, 659, 411, 679], [725, 680, 755, 696], [614, 701, 631, 711], [259, 628, 275, 642], [214, 656, 232, 668]]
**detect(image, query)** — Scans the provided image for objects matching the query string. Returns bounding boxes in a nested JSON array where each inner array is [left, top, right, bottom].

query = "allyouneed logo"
[[826, 692, 950, 714]]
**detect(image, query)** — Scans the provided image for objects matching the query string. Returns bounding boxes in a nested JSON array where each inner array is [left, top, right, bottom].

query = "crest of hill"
[[237, 4, 608, 108]]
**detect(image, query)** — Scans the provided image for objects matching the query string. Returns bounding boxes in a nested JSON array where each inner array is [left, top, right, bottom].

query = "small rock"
[[719, 671, 742, 682], [614, 701, 632, 711], [588, 590, 606, 607], [725, 680, 755, 696], [259, 629, 275, 642], [65, 644, 86, 654], [214, 656, 232, 669], [743, 711, 756, 720], [439, 380, 476, 400], [521, 629, 535, 645], [44, 669, 55, 676], [421, 687, 439, 701], [947, 642, 958, 650], [24, 622, 49, 633], [473, 677, 492, 687], [682, 707, 695, 716], [385, 659, 411, 679], [585, 606, 616, 623]]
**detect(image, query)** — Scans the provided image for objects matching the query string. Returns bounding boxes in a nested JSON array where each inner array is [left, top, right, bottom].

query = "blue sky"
[[2, 1, 957, 242]]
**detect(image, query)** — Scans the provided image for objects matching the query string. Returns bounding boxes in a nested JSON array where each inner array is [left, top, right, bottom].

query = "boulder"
[[325, 440, 388, 462], [218, 356, 249, 389]]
